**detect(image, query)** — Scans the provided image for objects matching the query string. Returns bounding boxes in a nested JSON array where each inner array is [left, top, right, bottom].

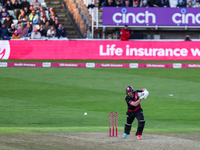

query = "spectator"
[[120, 25, 130, 41], [115, 0, 122, 6], [56, 24, 66, 38], [123, 0, 132, 6], [18, 10, 28, 23], [12, 30, 20, 39], [141, 0, 150, 6], [187, 1, 193, 6], [9, 23, 16, 36], [13, 0, 22, 10], [31, 0, 41, 9], [49, 15, 57, 26], [133, 0, 140, 6], [43, 20, 51, 32], [39, 7, 47, 17], [16, 8, 23, 19], [177, 0, 186, 7], [151, 0, 163, 7], [170, 0, 178, 7], [162, 0, 170, 7], [38, 11, 48, 25], [18, 22, 28, 37], [3, 15, 13, 28], [28, 10, 39, 24], [31, 28, 41, 39], [24, 5, 33, 16], [188, 0, 197, 6], [47, 25, 56, 38], [185, 35, 191, 41], [54, 19, 59, 29], [193, 0, 200, 7], [39, 24, 46, 36], [105, 0, 115, 6], [4, 0, 14, 10], [0, 24, 11, 40], [0, 6, 10, 21], [25, 20, 33, 34], [21, 0, 30, 9], [48, 7, 57, 19]]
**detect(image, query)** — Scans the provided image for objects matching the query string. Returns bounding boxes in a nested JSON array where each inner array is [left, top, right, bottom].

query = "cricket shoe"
[[137, 135, 142, 140], [122, 133, 128, 139]]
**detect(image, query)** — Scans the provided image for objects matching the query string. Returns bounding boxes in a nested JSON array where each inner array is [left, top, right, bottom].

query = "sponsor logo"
[[146, 64, 165, 68], [173, 63, 182, 68], [14, 63, 36, 67], [42, 62, 51, 67], [112, 8, 156, 24], [0, 41, 10, 60], [129, 63, 138, 68], [59, 63, 78, 67], [86, 63, 95, 68], [0, 62, 7, 67], [188, 64, 200, 68], [172, 9, 200, 24]]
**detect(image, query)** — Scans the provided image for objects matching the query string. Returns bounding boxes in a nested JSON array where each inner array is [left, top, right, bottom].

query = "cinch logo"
[[0, 41, 10, 60], [172, 8, 200, 24], [112, 8, 156, 24]]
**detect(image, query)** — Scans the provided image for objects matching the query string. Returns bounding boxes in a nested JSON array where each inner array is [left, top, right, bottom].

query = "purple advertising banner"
[[102, 7, 200, 26]]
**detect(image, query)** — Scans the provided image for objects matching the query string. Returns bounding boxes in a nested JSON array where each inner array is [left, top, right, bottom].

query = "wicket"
[[109, 111, 118, 137]]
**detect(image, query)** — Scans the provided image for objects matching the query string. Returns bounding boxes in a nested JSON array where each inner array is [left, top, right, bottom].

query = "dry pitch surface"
[[0, 132, 200, 150]]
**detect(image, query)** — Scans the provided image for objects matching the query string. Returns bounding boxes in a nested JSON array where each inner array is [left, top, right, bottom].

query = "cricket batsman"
[[123, 86, 149, 140]]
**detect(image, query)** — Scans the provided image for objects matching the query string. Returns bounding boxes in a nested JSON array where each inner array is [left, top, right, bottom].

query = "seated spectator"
[[133, 0, 140, 7], [187, 1, 193, 6], [189, 0, 197, 6], [31, 0, 41, 9], [177, 0, 186, 7], [193, 0, 200, 7], [105, 0, 115, 6], [0, 6, 10, 21], [3, 15, 13, 29], [115, 0, 122, 6], [43, 20, 51, 32], [31, 28, 41, 39], [39, 24, 46, 36], [54, 19, 59, 29], [48, 7, 57, 19], [18, 10, 28, 23], [162, 0, 170, 7], [12, 30, 20, 39], [9, 23, 16, 36], [56, 24, 66, 38], [0, 24, 11, 40], [18, 22, 28, 37], [142, 0, 150, 6], [16, 8, 23, 19], [25, 20, 33, 34], [39, 7, 47, 17], [28, 10, 39, 24], [24, 6, 31, 16], [151, 0, 163, 7], [123, 0, 132, 6], [47, 26, 56, 38], [21, 0, 30, 9], [1, 0, 7, 6], [14, 0, 22, 10], [4, 0, 14, 10], [49, 15, 57, 26], [38, 11, 48, 25], [185, 35, 191, 41]]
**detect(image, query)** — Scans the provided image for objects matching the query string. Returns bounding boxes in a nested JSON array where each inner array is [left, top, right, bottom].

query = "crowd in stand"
[[0, 0, 66, 40], [99, 0, 200, 8]]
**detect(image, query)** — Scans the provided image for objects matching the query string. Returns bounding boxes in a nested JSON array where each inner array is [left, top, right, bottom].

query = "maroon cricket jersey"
[[125, 90, 143, 112]]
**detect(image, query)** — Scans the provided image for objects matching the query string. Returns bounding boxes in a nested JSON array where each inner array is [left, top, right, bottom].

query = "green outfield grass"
[[0, 64, 200, 133]]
